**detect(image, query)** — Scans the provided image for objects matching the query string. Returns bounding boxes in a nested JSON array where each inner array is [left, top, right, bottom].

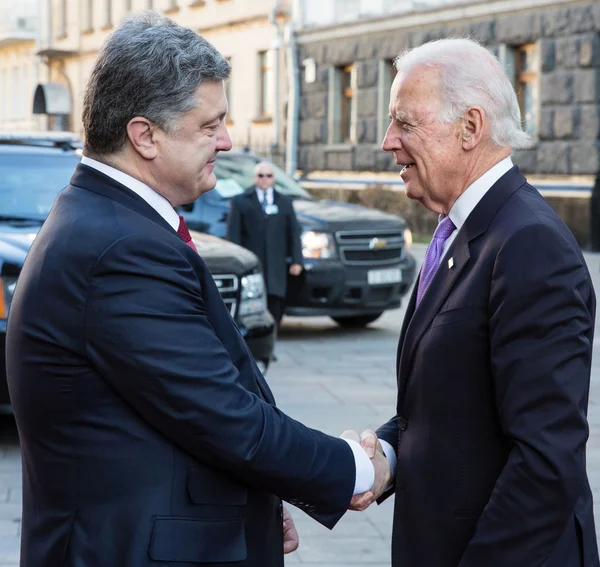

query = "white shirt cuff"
[[379, 439, 397, 485], [342, 438, 375, 495]]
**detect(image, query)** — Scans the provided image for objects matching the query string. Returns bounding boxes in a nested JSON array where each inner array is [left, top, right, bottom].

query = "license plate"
[[367, 268, 402, 285]]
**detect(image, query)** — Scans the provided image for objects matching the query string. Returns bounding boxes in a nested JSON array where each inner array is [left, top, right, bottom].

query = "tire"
[[331, 313, 383, 328]]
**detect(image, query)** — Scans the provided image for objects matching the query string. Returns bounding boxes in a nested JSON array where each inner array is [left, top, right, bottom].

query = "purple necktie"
[[416, 215, 456, 306]]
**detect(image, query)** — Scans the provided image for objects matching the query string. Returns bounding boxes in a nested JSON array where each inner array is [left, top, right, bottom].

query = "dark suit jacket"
[[227, 187, 303, 298], [6, 164, 355, 567], [377, 166, 599, 567]]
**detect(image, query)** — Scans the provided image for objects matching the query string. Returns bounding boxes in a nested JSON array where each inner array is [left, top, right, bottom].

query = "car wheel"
[[331, 313, 383, 328]]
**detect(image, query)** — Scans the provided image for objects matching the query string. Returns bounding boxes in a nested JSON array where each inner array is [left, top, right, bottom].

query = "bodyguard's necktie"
[[260, 191, 268, 212], [416, 215, 456, 306], [177, 215, 198, 253]]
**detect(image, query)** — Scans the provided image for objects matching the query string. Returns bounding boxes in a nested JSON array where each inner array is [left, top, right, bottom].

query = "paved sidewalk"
[[1, 244, 600, 566]]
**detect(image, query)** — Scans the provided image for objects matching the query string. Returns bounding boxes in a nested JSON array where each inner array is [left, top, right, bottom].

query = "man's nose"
[[218, 125, 233, 151], [381, 123, 395, 152]]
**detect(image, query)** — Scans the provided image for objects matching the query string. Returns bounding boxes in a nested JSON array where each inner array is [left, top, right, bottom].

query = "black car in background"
[[0, 132, 274, 411], [178, 152, 417, 327]]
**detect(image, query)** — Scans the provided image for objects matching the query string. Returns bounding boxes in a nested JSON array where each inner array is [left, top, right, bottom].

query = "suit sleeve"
[[84, 234, 355, 528], [458, 222, 595, 567], [287, 200, 304, 266], [375, 416, 399, 502], [226, 198, 242, 245]]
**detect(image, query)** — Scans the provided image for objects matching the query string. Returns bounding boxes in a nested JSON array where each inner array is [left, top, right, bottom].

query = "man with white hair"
[[350, 38, 598, 566], [227, 160, 303, 330]]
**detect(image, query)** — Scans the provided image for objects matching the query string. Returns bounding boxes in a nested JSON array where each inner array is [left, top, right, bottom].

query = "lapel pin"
[[448, 257, 454, 269]]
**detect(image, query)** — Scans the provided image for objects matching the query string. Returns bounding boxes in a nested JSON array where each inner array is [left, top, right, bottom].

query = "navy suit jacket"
[[377, 166, 599, 567], [6, 164, 355, 567]]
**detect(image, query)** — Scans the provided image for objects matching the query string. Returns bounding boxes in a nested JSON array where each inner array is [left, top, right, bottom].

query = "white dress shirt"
[[82, 155, 376, 495], [255, 186, 275, 207], [441, 157, 514, 262]]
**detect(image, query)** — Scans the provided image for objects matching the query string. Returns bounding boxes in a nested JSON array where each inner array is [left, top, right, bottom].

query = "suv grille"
[[212, 273, 239, 318], [335, 230, 404, 266]]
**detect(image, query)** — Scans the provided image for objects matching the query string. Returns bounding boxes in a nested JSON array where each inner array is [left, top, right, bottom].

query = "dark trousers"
[[267, 295, 285, 329]]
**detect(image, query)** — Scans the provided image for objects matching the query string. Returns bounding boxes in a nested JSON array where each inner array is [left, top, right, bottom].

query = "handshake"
[[341, 429, 392, 512]]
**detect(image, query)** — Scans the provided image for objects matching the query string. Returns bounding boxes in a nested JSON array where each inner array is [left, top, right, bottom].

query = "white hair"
[[394, 38, 531, 150], [254, 161, 274, 174]]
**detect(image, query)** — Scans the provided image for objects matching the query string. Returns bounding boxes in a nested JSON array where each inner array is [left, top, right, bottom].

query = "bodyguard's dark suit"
[[227, 187, 303, 299], [377, 166, 598, 567], [6, 164, 355, 566]]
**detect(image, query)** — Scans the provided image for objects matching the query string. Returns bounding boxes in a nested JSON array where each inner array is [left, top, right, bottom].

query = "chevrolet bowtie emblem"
[[369, 238, 388, 250], [448, 257, 454, 269]]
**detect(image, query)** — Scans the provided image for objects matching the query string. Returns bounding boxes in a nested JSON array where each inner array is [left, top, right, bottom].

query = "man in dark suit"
[[5, 13, 390, 567], [351, 38, 599, 566], [227, 161, 303, 328]]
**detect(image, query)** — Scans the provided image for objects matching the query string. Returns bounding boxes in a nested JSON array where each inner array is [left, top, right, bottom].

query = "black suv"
[[179, 151, 415, 327], [178, 152, 417, 327], [0, 132, 274, 411]]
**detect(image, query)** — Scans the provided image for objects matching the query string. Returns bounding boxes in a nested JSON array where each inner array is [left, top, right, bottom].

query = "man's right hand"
[[341, 430, 391, 511]]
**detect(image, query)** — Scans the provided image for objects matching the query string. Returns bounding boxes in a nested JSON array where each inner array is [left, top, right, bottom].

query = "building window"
[[378, 58, 396, 141], [515, 44, 539, 137], [339, 65, 356, 142], [103, 0, 112, 28], [147, 0, 154, 9], [168, 0, 178, 8], [328, 64, 357, 144], [500, 43, 539, 137], [84, 0, 94, 32], [257, 51, 272, 118], [125, 0, 132, 11], [59, 0, 68, 37], [11, 67, 20, 120]]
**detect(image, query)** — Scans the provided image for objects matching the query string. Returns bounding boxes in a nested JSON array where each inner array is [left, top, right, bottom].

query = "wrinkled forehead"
[[389, 66, 442, 118]]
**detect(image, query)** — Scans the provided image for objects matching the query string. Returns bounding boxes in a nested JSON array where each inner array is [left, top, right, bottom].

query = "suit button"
[[398, 417, 408, 431], [307, 505, 316, 512]]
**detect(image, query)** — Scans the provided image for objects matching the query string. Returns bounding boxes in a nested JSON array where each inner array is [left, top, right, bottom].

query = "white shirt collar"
[[447, 157, 513, 231], [255, 186, 274, 206], [80, 155, 180, 231]]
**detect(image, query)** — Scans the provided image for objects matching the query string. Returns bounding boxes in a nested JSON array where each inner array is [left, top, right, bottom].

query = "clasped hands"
[[341, 429, 391, 512]]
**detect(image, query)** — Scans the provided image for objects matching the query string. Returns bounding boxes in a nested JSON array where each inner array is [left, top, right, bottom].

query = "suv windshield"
[[0, 153, 81, 220], [212, 154, 312, 200]]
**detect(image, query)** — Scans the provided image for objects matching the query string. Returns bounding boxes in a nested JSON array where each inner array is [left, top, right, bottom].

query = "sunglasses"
[[257, 173, 273, 178]]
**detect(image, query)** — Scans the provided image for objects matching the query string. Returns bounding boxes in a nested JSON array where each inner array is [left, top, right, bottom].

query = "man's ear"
[[126, 117, 158, 160], [461, 107, 485, 151]]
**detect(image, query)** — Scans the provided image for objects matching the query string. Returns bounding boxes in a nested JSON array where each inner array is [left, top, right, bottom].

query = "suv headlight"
[[0, 277, 17, 318], [239, 272, 267, 317], [404, 228, 413, 251], [301, 231, 337, 259]]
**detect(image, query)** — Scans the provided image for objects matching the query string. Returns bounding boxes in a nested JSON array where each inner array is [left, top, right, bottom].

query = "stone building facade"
[[26, 0, 290, 155], [295, 0, 600, 179]]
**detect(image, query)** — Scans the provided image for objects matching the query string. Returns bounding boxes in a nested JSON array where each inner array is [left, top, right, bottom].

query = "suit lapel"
[[70, 163, 176, 234], [396, 166, 528, 396]]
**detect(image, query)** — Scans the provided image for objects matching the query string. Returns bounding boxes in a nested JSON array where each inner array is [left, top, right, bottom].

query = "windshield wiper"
[[0, 215, 44, 223]]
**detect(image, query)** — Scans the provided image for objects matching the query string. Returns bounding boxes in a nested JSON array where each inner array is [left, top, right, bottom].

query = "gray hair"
[[83, 11, 230, 156], [394, 38, 531, 150], [254, 161, 274, 174]]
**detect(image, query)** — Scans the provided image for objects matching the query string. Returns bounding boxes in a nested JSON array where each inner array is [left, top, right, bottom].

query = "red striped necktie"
[[177, 216, 198, 253]]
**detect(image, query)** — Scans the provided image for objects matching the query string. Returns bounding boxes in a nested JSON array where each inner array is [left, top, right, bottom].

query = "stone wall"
[[306, 186, 591, 247], [297, 2, 600, 177]]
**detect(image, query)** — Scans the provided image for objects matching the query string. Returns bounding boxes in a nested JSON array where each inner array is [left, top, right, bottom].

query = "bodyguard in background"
[[227, 161, 303, 328]]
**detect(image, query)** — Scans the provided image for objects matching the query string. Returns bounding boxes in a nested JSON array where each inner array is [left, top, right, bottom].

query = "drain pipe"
[[269, 1, 282, 163], [284, 19, 299, 177]]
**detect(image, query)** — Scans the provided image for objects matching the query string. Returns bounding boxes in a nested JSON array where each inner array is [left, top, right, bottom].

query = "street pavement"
[[1, 243, 600, 565]]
